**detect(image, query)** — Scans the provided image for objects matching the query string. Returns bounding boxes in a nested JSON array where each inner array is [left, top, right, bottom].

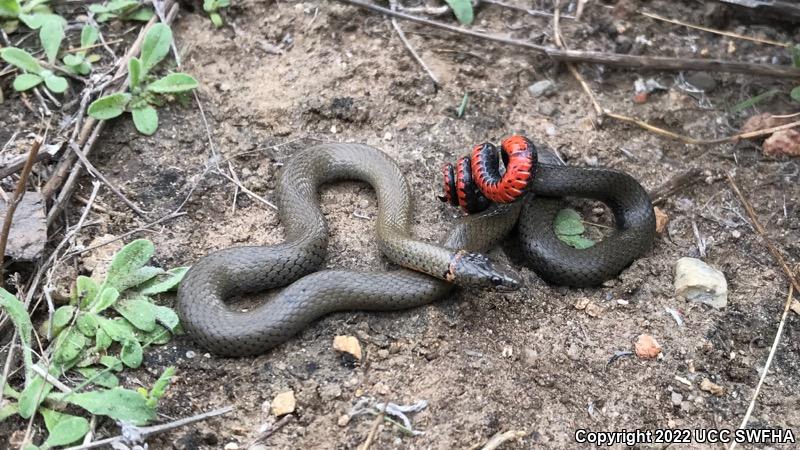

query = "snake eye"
[[490, 275, 503, 286]]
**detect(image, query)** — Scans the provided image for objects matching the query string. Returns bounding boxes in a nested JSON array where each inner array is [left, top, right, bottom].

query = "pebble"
[[383, 132, 393, 141], [674, 257, 728, 309], [271, 391, 296, 416], [654, 207, 669, 234], [249, 445, 268, 450], [261, 399, 271, 414], [333, 335, 362, 361], [185, 350, 196, 359], [700, 378, 725, 396], [585, 302, 604, 318], [223, 443, 239, 450], [320, 383, 342, 402], [684, 72, 717, 92], [537, 103, 557, 116], [376, 349, 390, 359], [634, 334, 662, 359], [338, 414, 351, 427], [527, 80, 556, 98], [670, 392, 683, 406]]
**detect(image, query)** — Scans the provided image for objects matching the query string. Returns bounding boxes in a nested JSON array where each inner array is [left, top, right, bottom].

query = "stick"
[[0, 136, 43, 287], [641, 11, 791, 48], [360, 403, 387, 450], [726, 174, 800, 293], [480, 430, 526, 450], [338, 0, 800, 79], [62, 406, 234, 450], [0, 143, 59, 180], [389, 0, 439, 85], [729, 285, 795, 450]]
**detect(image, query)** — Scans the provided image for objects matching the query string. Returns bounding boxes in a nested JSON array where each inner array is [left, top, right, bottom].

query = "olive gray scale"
[[177, 144, 520, 356]]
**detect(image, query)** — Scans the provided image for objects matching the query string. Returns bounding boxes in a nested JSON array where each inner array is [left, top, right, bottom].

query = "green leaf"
[[81, 24, 99, 48], [41, 408, 89, 447], [0, 289, 33, 373], [0, 402, 19, 422], [18, 12, 54, 28], [554, 208, 585, 236], [75, 276, 99, 308], [103, 239, 155, 291], [97, 317, 135, 343], [729, 89, 779, 113], [63, 53, 83, 66], [95, 328, 112, 351], [139, 267, 189, 295], [88, 93, 131, 120], [136, 323, 171, 345], [114, 297, 157, 332], [90, 287, 120, 313], [554, 208, 596, 249], [121, 339, 143, 368], [791, 86, 800, 103], [100, 355, 123, 371], [1, 47, 42, 73], [122, 266, 164, 292], [444, 0, 473, 25], [66, 387, 155, 425], [53, 328, 87, 364], [19, 374, 53, 419], [0, 0, 21, 18], [209, 12, 222, 28], [147, 73, 198, 93], [132, 106, 158, 135], [127, 7, 154, 21], [77, 367, 119, 388], [456, 93, 468, 118], [42, 73, 68, 93], [146, 366, 175, 408], [52, 305, 75, 331], [129, 57, 142, 89], [140, 23, 172, 72], [76, 313, 99, 337], [39, 16, 64, 63], [791, 45, 800, 69], [13, 73, 43, 91], [152, 304, 180, 331]]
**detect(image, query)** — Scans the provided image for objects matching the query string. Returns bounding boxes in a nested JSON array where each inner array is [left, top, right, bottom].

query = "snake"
[[177, 143, 522, 356], [177, 139, 656, 356], [439, 135, 656, 287]]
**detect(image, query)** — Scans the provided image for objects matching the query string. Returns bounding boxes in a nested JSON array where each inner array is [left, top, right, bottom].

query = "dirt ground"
[[4, 0, 800, 448]]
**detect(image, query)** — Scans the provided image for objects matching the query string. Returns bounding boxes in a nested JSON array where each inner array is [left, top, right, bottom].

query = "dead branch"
[[339, 0, 800, 79]]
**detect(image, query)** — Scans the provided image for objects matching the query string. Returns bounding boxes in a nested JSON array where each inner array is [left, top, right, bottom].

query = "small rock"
[[740, 113, 793, 135], [373, 381, 389, 395], [632, 92, 648, 104], [333, 335, 362, 361], [261, 399, 271, 414], [700, 378, 725, 396], [634, 334, 662, 359], [223, 443, 239, 450], [249, 445, 268, 450], [337, 414, 351, 427], [654, 207, 669, 233], [185, 350, 196, 359], [383, 132, 393, 141], [271, 391, 296, 416], [762, 129, 800, 157], [670, 392, 683, 406], [790, 299, 800, 316], [585, 302, 604, 318], [522, 348, 538, 366], [527, 80, 556, 98], [574, 297, 591, 310], [537, 102, 557, 116], [0, 193, 46, 261], [320, 383, 342, 402], [674, 257, 728, 309], [376, 349, 390, 359], [684, 72, 717, 92]]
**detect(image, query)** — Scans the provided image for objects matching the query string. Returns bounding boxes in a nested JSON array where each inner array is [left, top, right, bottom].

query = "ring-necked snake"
[[177, 140, 656, 356]]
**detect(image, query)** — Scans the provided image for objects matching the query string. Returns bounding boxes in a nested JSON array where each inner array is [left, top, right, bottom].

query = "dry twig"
[[642, 10, 791, 47], [389, 0, 439, 85]]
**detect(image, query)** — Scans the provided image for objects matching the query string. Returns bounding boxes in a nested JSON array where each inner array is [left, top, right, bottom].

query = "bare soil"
[[3, 0, 800, 448]]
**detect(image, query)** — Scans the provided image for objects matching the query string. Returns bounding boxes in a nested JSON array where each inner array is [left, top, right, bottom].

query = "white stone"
[[674, 257, 728, 308]]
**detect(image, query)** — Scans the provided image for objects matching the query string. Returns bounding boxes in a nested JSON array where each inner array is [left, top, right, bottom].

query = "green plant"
[[203, 0, 230, 28], [0, 0, 53, 34], [554, 208, 596, 249], [791, 46, 800, 102], [1, 47, 68, 93], [88, 0, 154, 23], [0, 239, 187, 447], [444, 0, 473, 25], [456, 92, 468, 118], [63, 25, 101, 75], [88, 23, 199, 135]]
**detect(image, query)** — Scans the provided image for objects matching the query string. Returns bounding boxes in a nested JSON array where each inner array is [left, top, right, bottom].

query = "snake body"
[[178, 141, 656, 356], [177, 143, 520, 356]]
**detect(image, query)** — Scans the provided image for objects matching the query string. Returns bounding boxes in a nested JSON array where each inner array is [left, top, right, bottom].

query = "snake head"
[[447, 251, 522, 291]]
